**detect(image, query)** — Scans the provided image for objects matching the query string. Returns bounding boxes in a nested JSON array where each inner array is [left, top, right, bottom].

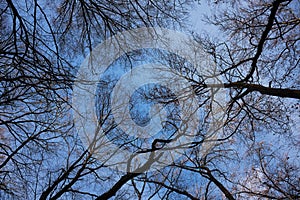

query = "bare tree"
[[0, 0, 193, 199], [125, 0, 300, 199], [148, 0, 299, 199], [1, 0, 299, 199]]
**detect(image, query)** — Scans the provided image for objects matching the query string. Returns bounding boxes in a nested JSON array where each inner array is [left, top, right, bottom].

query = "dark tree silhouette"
[[0, 0, 299, 199]]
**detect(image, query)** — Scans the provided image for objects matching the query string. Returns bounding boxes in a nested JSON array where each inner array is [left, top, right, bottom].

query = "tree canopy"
[[0, 0, 299, 199]]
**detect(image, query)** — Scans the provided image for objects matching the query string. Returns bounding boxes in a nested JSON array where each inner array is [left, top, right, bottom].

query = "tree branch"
[[240, 0, 288, 82], [207, 83, 300, 99]]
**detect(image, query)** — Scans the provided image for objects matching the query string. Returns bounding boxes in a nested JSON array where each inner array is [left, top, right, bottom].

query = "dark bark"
[[207, 83, 300, 99], [144, 180, 199, 200], [240, 0, 289, 82], [96, 145, 160, 200], [96, 173, 141, 200], [201, 167, 235, 200]]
